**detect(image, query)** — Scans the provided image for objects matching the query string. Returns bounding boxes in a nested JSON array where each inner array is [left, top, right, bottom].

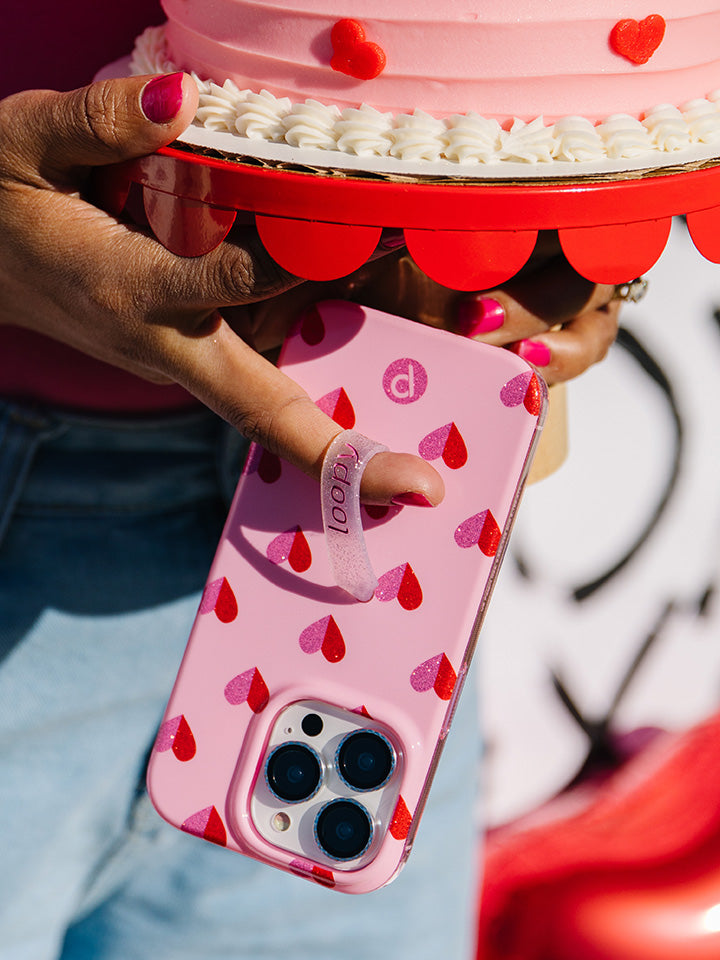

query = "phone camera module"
[[266, 743, 322, 803], [315, 799, 373, 861], [336, 730, 395, 792], [301, 713, 324, 737]]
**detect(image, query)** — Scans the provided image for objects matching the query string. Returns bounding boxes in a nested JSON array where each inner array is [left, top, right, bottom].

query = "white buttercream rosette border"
[[130, 25, 720, 169]]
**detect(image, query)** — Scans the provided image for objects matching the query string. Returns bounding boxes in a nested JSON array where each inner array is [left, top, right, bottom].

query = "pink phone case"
[[147, 300, 546, 893]]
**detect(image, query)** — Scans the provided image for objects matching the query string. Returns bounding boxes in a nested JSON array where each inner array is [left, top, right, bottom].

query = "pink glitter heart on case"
[[181, 805, 227, 846], [290, 859, 336, 887], [454, 510, 501, 557], [390, 796, 412, 840], [352, 705, 373, 718], [410, 653, 457, 700], [155, 714, 196, 761], [316, 387, 356, 429], [224, 668, 269, 713], [418, 422, 468, 469], [266, 526, 312, 572], [375, 563, 423, 610], [199, 576, 238, 623], [299, 615, 346, 663], [500, 371, 542, 416]]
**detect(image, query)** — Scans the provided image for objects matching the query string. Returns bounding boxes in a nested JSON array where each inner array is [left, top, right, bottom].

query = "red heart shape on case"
[[290, 859, 336, 887], [257, 449, 282, 483], [154, 714, 197, 761], [299, 615, 346, 663], [455, 510, 501, 557], [267, 526, 312, 572], [330, 19, 386, 81], [410, 653, 457, 700], [610, 15, 666, 64], [375, 563, 423, 610], [316, 387, 356, 429], [363, 504, 390, 521], [352, 705, 373, 718], [418, 422, 468, 469], [500, 371, 543, 416], [181, 805, 227, 846], [299, 305, 325, 345], [199, 576, 238, 623], [224, 667, 270, 713], [390, 796, 413, 840]]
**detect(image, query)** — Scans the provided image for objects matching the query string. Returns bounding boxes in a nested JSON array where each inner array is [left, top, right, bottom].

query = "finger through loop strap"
[[320, 430, 388, 601]]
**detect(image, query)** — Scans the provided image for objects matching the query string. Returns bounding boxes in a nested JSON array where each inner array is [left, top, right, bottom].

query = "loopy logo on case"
[[382, 358, 428, 404]]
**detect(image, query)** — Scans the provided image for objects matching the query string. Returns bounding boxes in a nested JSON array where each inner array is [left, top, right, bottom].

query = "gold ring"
[[612, 277, 648, 304]]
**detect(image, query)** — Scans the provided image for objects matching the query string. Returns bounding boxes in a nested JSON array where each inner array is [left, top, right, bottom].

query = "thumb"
[[5, 73, 198, 183]]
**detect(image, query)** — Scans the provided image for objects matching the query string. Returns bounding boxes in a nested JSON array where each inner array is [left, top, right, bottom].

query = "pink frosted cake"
[[128, 2, 720, 177]]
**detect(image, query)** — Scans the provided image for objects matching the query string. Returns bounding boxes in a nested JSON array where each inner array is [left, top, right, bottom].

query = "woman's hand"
[[333, 237, 621, 386], [0, 72, 619, 508]]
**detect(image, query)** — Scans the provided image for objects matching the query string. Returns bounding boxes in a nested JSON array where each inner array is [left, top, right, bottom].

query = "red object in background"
[[93, 145, 720, 289], [476, 711, 720, 960]]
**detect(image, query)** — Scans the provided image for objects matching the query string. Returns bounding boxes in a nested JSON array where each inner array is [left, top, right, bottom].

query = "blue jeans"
[[0, 400, 479, 960]]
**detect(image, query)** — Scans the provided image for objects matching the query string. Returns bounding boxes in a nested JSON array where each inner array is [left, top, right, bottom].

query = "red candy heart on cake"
[[330, 19, 387, 81], [610, 15, 666, 65]]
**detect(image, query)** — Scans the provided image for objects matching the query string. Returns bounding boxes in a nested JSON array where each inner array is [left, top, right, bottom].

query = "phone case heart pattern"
[[147, 300, 546, 893]]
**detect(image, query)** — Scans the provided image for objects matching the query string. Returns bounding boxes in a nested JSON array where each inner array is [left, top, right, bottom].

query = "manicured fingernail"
[[514, 339, 551, 366], [140, 72, 184, 124], [457, 298, 505, 337], [391, 492, 435, 508], [380, 229, 406, 251]]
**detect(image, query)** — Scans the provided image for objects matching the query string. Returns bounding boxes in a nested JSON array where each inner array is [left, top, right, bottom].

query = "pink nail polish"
[[391, 492, 434, 508], [140, 73, 184, 124], [457, 298, 505, 337], [515, 339, 551, 366]]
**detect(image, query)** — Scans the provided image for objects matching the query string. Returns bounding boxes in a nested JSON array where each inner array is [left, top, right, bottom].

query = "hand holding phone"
[[147, 300, 546, 893]]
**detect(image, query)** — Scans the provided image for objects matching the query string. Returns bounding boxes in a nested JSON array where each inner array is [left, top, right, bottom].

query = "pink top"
[[0, 0, 197, 412]]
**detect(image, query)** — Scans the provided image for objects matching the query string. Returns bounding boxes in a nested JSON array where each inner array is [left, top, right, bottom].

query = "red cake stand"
[[93, 143, 720, 289]]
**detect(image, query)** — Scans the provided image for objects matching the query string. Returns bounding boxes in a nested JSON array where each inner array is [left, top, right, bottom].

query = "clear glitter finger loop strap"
[[320, 430, 388, 602]]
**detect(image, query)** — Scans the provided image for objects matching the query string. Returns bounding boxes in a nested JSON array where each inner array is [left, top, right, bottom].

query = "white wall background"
[[480, 218, 720, 825]]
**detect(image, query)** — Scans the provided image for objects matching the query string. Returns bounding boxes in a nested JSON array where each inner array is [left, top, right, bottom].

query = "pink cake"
[[129, 2, 720, 176]]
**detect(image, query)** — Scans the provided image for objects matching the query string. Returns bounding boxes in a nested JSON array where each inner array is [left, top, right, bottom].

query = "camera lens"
[[336, 730, 395, 791], [266, 743, 322, 803], [301, 713, 323, 737], [315, 799, 373, 861]]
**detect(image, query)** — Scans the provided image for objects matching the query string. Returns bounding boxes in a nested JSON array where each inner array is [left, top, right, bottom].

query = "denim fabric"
[[0, 401, 479, 960]]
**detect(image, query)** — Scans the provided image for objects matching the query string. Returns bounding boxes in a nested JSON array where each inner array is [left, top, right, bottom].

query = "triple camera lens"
[[264, 725, 396, 861], [315, 799, 373, 860], [337, 730, 395, 791], [266, 743, 322, 803]]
